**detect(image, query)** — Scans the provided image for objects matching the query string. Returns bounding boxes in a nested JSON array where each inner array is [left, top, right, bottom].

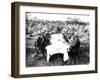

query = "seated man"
[[68, 35, 80, 58], [35, 33, 51, 60], [63, 29, 80, 57]]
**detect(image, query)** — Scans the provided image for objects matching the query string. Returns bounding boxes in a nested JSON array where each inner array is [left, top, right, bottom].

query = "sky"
[[26, 12, 90, 22]]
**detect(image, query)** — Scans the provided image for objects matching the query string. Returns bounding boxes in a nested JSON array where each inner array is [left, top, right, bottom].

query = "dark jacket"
[[68, 35, 80, 58]]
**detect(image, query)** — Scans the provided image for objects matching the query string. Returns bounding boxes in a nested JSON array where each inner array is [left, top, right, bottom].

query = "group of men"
[[35, 28, 80, 63]]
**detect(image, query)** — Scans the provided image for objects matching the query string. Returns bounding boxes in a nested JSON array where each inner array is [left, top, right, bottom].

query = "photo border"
[[11, 2, 98, 78]]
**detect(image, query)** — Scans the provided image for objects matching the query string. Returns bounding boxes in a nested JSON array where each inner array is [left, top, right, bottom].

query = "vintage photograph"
[[11, 2, 97, 77], [26, 12, 90, 67]]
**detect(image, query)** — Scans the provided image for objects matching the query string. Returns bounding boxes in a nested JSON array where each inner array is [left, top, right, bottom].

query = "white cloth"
[[45, 33, 70, 62]]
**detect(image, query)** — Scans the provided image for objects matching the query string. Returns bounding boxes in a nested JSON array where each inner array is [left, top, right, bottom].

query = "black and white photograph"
[[11, 2, 97, 77], [26, 12, 90, 67]]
